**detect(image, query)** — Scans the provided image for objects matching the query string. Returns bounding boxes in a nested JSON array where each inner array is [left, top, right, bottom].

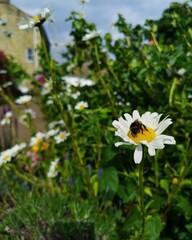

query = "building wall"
[[0, 0, 47, 75]]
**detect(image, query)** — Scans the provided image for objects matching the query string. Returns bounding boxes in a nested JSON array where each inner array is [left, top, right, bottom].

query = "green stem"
[[94, 45, 117, 117], [154, 151, 159, 189], [38, 25, 92, 196], [151, 32, 162, 52], [139, 157, 145, 239], [169, 77, 177, 106]]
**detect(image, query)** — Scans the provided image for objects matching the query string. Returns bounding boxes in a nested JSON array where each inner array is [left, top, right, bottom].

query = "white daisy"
[[45, 129, 59, 139], [18, 86, 30, 94], [0, 111, 13, 125], [19, 109, 36, 125], [61, 76, 94, 87], [54, 131, 70, 144], [0, 142, 27, 166], [0, 149, 13, 166], [82, 30, 101, 41], [2, 81, 13, 88], [75, 101, 88, 110], [22, 109, 36, 119], [41, 82, 52, 95], [48, 120, 65, 129], [15, 95, 32, 104], [29, 132, 45, 147], [10, 142, 27, 157], [47, 158, 59, 178], [46, 99, 54, 105], [112, 110, 176, 164], [0, 69, 8, 74], [71, 91, 81, 99], [18, 7, 53, 30], [177, 68, 186, 76]]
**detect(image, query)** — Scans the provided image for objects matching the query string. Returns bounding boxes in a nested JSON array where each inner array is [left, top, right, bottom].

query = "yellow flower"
[[32, 141, 49, 152], [172, 177, 179, 185]]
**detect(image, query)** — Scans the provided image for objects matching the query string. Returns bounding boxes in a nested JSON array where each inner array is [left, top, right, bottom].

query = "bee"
[[129, 119, 148, 137]]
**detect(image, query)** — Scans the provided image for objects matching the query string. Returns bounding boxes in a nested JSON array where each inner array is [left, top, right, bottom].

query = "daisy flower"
[[0, 149, 13, 166], [29, 132, 45, 147], [0, 142, 26, 166], [177, 68, 186, 76], [10, 142, 27, 157], [54, 131, 70, 144], [15, 95, 32, 104], [48, 120, 65, 129], [29, 132, 49, 152], [2, 81, 13, 88], [18, 7, 53, 30], [82, 30, 101, 41], [75, 101, 88, 110], [47, 158, 59, 178], [71, 91, 81, 99], [112, 110, 176, 164], [1, 111, 13, 125], [62, 76, 94, 87], [22, 108, 36, 118], [41, 82, 52, 95], [45, 129, 59, 139], [18, 85, 30, 94]]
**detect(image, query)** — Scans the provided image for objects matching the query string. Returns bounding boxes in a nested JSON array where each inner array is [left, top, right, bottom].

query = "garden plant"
[[0, 1, 192, 239]]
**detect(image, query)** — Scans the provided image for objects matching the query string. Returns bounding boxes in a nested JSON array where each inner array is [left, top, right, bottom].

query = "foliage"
[[1, 1, 192, 239]]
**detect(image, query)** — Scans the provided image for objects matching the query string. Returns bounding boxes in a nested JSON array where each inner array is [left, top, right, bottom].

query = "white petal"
[[147, 145, 156, 156], [132, 110, 140, 120], [112, 118, 129, 133], [134, 144, 143, 164], [19, 24, 29, 30], [161, 135, 176, 145], [115, 142, 131, 147], [141, 112, 150, 125], [149, 114, 162, 129], [124, 113, 133, 123], [149, 137, 165, 149], [156, 118, 172, 135], [115, 132, 130, 142]]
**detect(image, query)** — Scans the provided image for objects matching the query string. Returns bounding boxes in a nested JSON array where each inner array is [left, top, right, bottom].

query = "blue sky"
[[11, 0, 185, 60]]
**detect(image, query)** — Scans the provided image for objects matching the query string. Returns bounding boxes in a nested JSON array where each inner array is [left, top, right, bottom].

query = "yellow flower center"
[[3, 155, 10, 161], [79, 104, 85, 109], [35, 138, 42, 145], [60, 133, 66, 139], [41, 142, 49, 151], [128, 126, 156, 144], [32, 145, 39, 152], [33, 16, 40, 22], [5, 116, 11, 120]]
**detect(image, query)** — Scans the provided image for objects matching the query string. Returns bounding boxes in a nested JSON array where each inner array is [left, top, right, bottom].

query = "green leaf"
[[177, 196, 192, 219], [160, 179, 170, 195], [99, 167, 119, 194], [144, 214, 164, 240], [90, 174, 98, 197], [168, 46, 184, 66]]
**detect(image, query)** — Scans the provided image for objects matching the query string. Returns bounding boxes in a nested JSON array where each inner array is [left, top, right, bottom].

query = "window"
[[26, 48, 34, 62]]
